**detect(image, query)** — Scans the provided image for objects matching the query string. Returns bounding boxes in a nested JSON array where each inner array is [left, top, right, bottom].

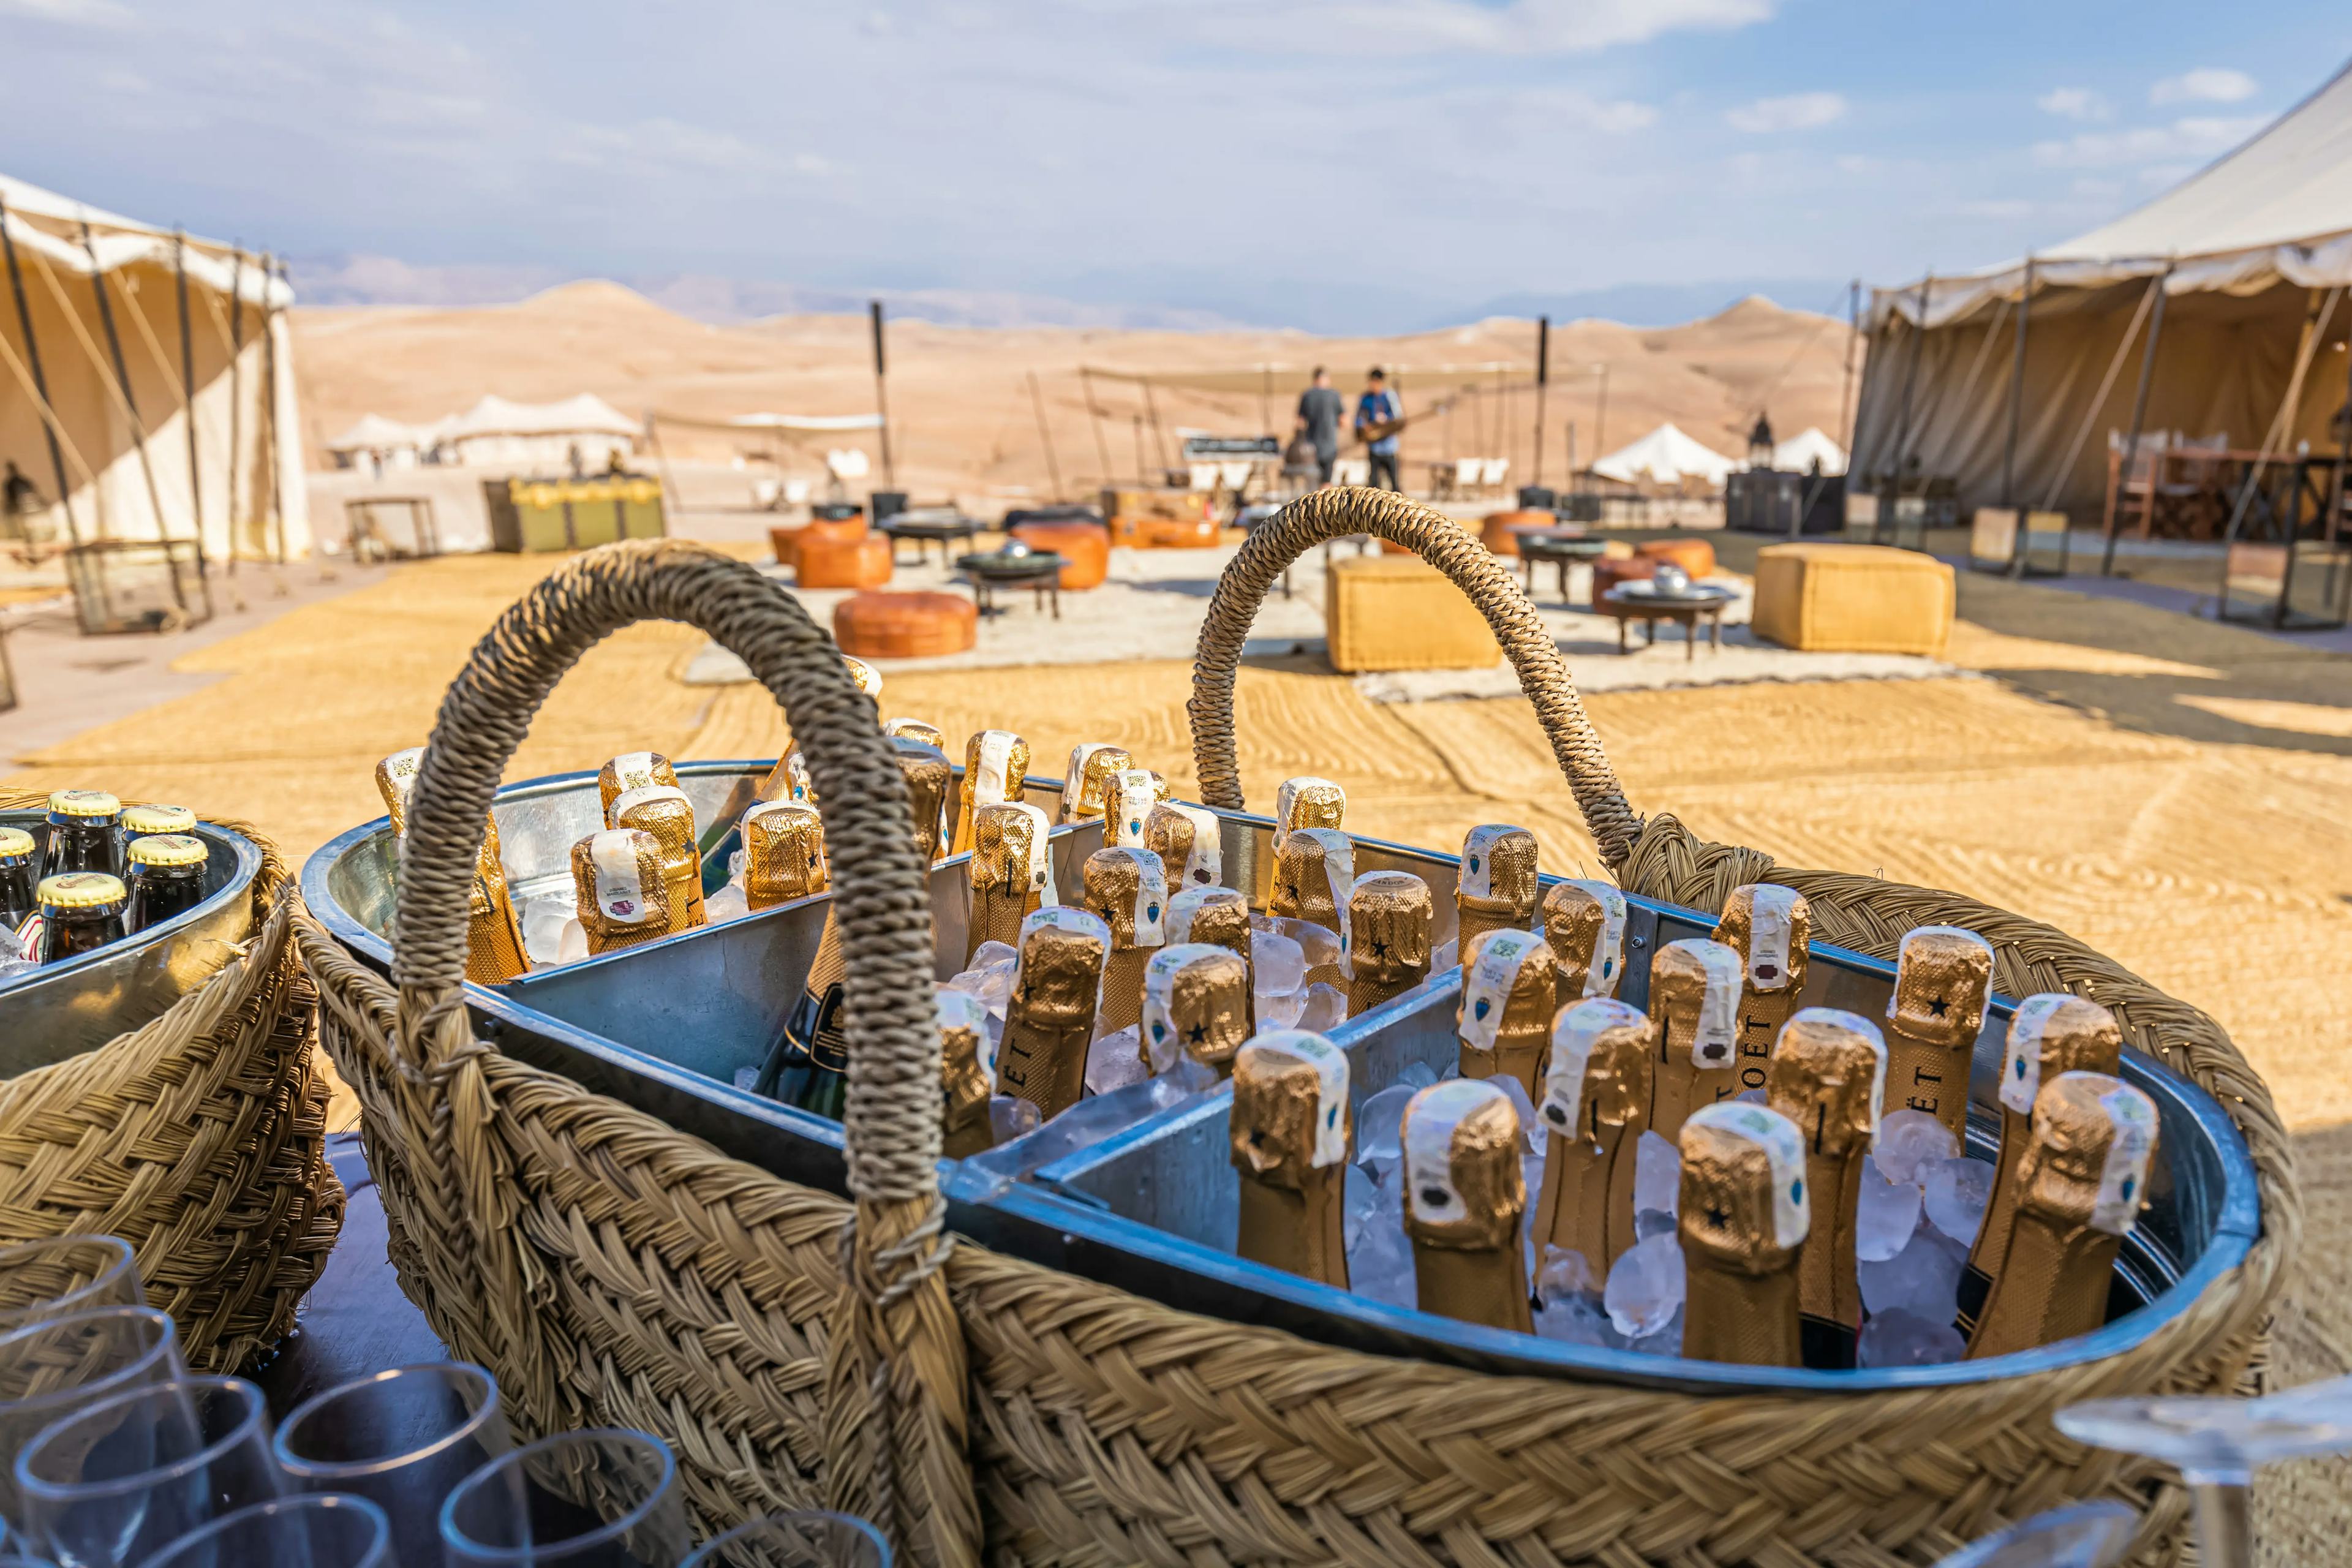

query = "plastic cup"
[[272, 1362, 510, 1568], [441, 1429, 687, 1568], [0, 1240, 142, 1335], [0, 1310, 181, 1536], [127, 1493, 391, 1568], [681, 1510, 891, 1567], [1930, 1500, 2135, 1567]]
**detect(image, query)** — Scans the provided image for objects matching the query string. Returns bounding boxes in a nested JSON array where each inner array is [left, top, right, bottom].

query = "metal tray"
[[2, 813, 266, 1077]]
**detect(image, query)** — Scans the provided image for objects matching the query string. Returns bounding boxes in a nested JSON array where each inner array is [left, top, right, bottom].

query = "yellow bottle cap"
[[122, 804, 197, 836], [47, 790, 122, 820], [0, 826, 34, 859], [127, 834, 208, 869], [38, 872, 127, 910]]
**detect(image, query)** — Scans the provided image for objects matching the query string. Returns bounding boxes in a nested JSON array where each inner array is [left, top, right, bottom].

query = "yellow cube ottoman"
[[1325, 555, 1503, 673], [1751, 543, 1954, 657]]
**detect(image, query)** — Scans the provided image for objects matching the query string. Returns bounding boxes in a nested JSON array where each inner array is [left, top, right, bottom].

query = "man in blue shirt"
[[1354, 368, 1402, 491]]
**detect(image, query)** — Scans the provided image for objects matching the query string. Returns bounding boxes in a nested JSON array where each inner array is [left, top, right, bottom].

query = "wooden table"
[[881, 514, 982, 564], [1513, 531, 1607, 605], [1594, 587, 1732, 659], [956, 552, 1067, 619]]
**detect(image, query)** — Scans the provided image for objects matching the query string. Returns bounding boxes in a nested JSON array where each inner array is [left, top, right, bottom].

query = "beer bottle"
[[1272, 775, 1345, 852], [36, 872, 129, 963], [995, 907, 1110, 1120], [892, 736, 954, 864], [1166, 884, 1253, 1031], [124, 833, 209, 933], [598, 751, 680, 824], [1763, 1007, 1887, 1370], [1401, 1079, 1531, 1333], [1543, 878, 1628, 1001], [1455, 825, 1539, 959], [1531, 997, 1656, 1275], [375, 747, 423, 836], [1346, 870, 1432, 1018], [1885, 925, 1996, 1147], [1231, 1030, 1352, 1288], [42, 791, 123, 882], [1270, 826, 1352, 986], [1678, 1101, 1811, 1368], [1057, 743, 1133, 826], [965, 801, 1054, 965], [1646, 938, 1744, 1144], [466, 812, 530, 984], [741, 801, 828, 910], [569, 828, 674, 956], [883, 717, 946, 749], [1967, 1072, 2156, 1359], [1713, 883, 1811, 1101], [952, 731, 1031, 854], [1142, 802, 1223, 891], [938, 989, 1000, 1159], [1455, 927, 1558, 1096], [1, 827, 39, 942], [1104, 767, 1170, 850], [1080, 846, 1167, 1037], [612, 785, 706, 933], [1140, 941, 1251, 1079], [1958, 995, 2123, 1337], [121, 803, 197, 839]]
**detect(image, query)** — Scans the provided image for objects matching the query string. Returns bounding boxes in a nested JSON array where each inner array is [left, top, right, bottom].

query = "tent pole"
[[1887, 273, 1933, 498], [1592, 364, 1608, 464], [1260, 366, 1272, 440], [81, 222, 176, 604], [2217, 285, 2339, 625], [1998, 258, 2035, 514], [173, 234, 211, 586], [225, 249, 244, 571], [0, 197, 80, 548], [2102, 263, 2174, 577], [1532, 315, 1550, 490], [1080, 369, 1112, 492], [262, 255, 287, 570], [1141, 378, 1169, 475], [1027, 370, 1065, 502], [868, 300, 894, 491], [1836, 279, 1859, 458]]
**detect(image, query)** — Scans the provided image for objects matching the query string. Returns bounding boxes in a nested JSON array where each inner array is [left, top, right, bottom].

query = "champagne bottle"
[[41, 791, 123, 881], [1885, 925, 1996, 1146], [1142, 802, 1223, 891], [2, 826, 42, 943], [1542, 878, 1628, 1001], [883, 717, 946, 748], [1454, 927, 1559, 1096], [965, 801, 1054, 964], [121, 803, 197, 839], [1763, 1006, 1887, 1370], [1140, 942, 1251, 1079], [570, 828, 673, 956], [952, 731, 1031, 854], [1531, 997, 1656, 1274], [467, 812, 530, 983], [1455, 824, 1539, 959], [1678, 1101, 1811, 1368], [741, 801, 827, 911], [124, 833, 209, 933], [35, 872, 127, 963], [1080, 846, 1167, 1037], [1967, 1071, 2157, 1359], [597, 751, 680, 824], [1166, 884, 1253, 1031], [891, 736, 954, 864], [374, 747, 422, 839], [937, 990, 1000, 1159], [1057, 743, 1133, 826], [1270, 826, 1352, 986], [1646, 938, 1744, 1144], [1958, 996, 2124, 1337], [995, 907, 1110, 1120], [1104, 767, 1170, 849], [1346, 870, 1432, 1018], [1231, 1030, 1352, 1288], [1401, 1079, 1531, 1333], [1713, 883, 1811, 1100], [612, 784, 706, 933], [1272, 775, 1345, 851]]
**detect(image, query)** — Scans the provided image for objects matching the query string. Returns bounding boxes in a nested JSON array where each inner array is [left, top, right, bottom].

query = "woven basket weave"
[[0, 794, 344, 1372], [292, 526, 2294, 1567]]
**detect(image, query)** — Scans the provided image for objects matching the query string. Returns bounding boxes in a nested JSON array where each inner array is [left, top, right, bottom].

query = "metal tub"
[[2, 812, 266, 1076]]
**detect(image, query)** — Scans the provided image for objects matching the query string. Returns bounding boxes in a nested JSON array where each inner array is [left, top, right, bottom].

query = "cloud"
[[1724, 91, 1846, 133], [2151, 67, 2256, 105], [2030, 115, 2267, 169], [0, 0, 130, 24], [2036, 87, 2110, 121], [1246, 0, 1774, 57]]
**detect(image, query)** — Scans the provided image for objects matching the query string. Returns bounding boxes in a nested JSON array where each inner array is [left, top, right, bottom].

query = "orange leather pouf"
[[1480, 510, 1555, 557], [772, 515, 869, 569], [833, 590, 978, 658], [1009, 521, 1110, 589], [1591, 556, 1659, 601], [796, 532, 894, 590], [1634, 537, 1716, 578]]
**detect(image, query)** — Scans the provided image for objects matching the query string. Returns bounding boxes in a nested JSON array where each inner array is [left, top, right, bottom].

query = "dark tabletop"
[[956, 552, 1066, 581]]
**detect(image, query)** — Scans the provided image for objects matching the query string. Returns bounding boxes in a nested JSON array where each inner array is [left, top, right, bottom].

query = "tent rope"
[[0, 323, 104, 491], [2217, 285, 2344, 543]]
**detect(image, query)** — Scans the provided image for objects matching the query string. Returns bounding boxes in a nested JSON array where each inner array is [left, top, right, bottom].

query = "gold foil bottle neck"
[[937, 990, 998, 1133], [1540, 998, 1655, 1145], [1678, 1102, 1811, 1274], [1546, 878, 1628, 998], [891, 736, 953, 862], [1714, 883, 1811, 996], [1105, 768, 1170, 847], [1457, 824, 1540, 918], [1348, 870, 1433, 993], [570, 827, 673, 948], [1272, 775, 1345, 850], [1231, 1030, 1351, 1189], [597, 752, 679, 823], [375, 747, 424, 835], [971, 802, 1050, 895], [1888, 925, 1996, 1047], [1998, 994, 2124, 1117], [1011, 908, 1110, 1028], [1400, 1080, 1525, 1252], [1166, 884, 1250, 956], [1140, 943, 1250, 1072], [2016, 1071, 2158, 1237], [1080, 846, 1167, 948], [1057, 742, 1132, 823], [1766, 1007, 1888, 1158], [883, 717, 946, 749], [743, 801, 829, 908], [1271, 827, 1351, 932], [842, 654, 883, 699], [1651, 938, 1744, 1071]]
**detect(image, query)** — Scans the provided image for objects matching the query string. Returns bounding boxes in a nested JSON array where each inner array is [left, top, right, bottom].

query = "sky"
[[5, 0, 2348, 331]]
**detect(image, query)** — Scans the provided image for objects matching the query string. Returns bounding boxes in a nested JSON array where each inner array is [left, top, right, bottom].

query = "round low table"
[[956, 551, 1069, 618], [1514, 530, 1608, 604], [881, 514, 982, 564], [1596, 584, 1735, 660]]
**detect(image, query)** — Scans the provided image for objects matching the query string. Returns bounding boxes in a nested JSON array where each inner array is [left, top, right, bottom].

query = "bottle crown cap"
[[47, 790, 121, 820], [121, 804, 197, 836], [0, 826, 34, 859], [127, 833, 208, 869], [39, 872, 127, 910]]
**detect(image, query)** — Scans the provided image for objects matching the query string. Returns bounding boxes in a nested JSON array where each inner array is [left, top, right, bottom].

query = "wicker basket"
[[293, 529, 2294, 1567], [0, 796, 344, 1372]]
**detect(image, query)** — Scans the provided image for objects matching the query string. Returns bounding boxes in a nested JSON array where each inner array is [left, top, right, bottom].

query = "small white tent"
[[325, 413, 434, 470], [1592, 423, 1739, 488], [1770, 427, 1847, 475], [437, 393, 639, 470], [0, 172, 307, 562]]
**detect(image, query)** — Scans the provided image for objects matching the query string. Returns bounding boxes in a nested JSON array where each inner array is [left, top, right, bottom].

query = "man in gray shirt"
[[1294, 367, 1343, 485]]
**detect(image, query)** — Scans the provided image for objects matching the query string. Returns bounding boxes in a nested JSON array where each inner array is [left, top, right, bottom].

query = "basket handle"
[[1186, 488, 1645, 866]]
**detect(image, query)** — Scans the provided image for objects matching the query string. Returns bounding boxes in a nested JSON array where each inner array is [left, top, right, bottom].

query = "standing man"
[[1293, 366, 1343, 486], [1355, 368, 1403, 491]]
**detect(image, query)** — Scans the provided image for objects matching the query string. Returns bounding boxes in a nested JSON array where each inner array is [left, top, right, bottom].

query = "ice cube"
[[522, 897, 574, 967], [1396, 1060, 1439, 1091], [971, 940, 1017, 970], [1534, 1291, 1611, 1347], [1634, 1129, 1681, 1218], [704, 884, 751, 924], [1534, 1243, 1597, 1306], [1163, 1057, 1220, 1095], [1604, 1232, 1686, 1338], [1733, 1087, 1767, 1105], [556, 918, 587, 965], [1490, 1074, 1542, 1155], [1430, 938, 1458, 971], [1085, 1026, 1148, 1096], [963, 1076, 1193, 1191], [1923, 1156, 1994, 1246], [1856, 1154, 1923, 1262], [1855, 1307, 1966, 1369], [1256, 986, 1306, 1030], [1252, 931, 1306, 995], [1875, 1109, 1959, 1186], [988, 1095, 1041, 1145], [1634, 1207, 1676, 1242], [0, 958, 34, 984], [728, 848, 747, 881], [495, 796, 583, 881], [0, 924, 31, 964], [733, 1066, 760, 1092], [1858, 1227, 1968, 1319], [1296, 981, 1347, 1032], [1343, 1164, 1379, 1251], [945, 957, 1017, 1018], [1627, 1305, 1684, 1359], [1355, 1084, 1414, 1172], [1348, 1205, 1415, 1310], [1282, 918, 1341, 973], [1520, 1153, 1545, 1254]]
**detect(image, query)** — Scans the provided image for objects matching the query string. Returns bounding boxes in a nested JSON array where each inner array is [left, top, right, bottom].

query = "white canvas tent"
[[435, 393, 639, 470], [325, 413, 434, 470], [1851, 58, 2352, 516], [0, 172, 307, 562], [1591, 423, 1739, 488], [1770, 426, 1847, 474]]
